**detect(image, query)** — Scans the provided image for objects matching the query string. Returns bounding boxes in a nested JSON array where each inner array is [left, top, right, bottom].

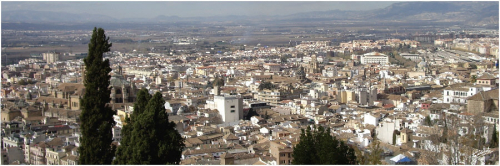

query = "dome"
[[110, 76, 130, 87]]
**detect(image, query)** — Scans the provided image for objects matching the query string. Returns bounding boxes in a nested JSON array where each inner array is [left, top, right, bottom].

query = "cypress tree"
[[292, 125, 356, 165], [113, 89, 151, 165], [245, 108, 259, 120], [79, 27, 115, 164], [393, 130, 397, 145], [114, 91, 184, 164], [490, 124, 498, 148]]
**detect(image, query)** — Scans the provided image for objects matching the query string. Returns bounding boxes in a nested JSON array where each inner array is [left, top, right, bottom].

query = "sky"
[[2, 1, 397, 19]]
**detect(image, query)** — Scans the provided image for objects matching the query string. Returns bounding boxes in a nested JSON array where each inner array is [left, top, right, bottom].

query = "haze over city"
[[2, 1, 397, 18]]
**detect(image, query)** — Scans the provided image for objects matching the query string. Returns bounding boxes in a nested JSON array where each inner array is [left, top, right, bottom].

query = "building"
[[196, 66, 216, 76], [109, 69, 137, 104], [305, 54, 321, 73], [357, 87, 377, 106], [112, 126, 122, 143], [205, 95, 243, 123], [363, 113, 381, 127], [42, 52, 60, 64], [476, 73, 497, 85], [375, 118, 403, 145], [360, 52, 389, 65], [443, 84, 495, 104], [257, 85, 302, 106], [270, 140, 294, 165], [338, 90, 355, 104], [263, 63, 281, 72], [400, 53, 421, 61], [467, 89, 499, 114]]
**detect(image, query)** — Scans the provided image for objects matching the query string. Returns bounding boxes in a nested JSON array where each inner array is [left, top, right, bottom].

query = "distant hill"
[[366, 1, 498, 24], [2, 10, 117, 23], [2, 1, 498, 26], [275, 1, 498, 25]]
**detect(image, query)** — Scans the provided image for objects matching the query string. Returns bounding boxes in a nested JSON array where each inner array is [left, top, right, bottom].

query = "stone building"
[[305, 54, 321, 74], [270, 140, 294, 165], [467, 89, 499, 114]]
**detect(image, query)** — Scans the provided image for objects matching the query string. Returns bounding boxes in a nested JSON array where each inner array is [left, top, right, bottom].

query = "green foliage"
[[490, 124, 498, 148], [263, 111, 270, 119], [425, 115, 432, 126], [367, 135, 383, 165], [440, 122, 448, 143], [470, 75, 477, 83], [17, 79, 27, 85], [79, 27, 115, 164], [280, 56, 288, 63], [113, 89, 151, 165], [187, 105, 197, 113], [392, 130, 397, 145], [258, 81, 275, 91], [353, 146, 368, 165], [292, 125, 357, 165], [213, 76, 225, 87], [113, 91, 185, 164], [245, 108, 259, 120]]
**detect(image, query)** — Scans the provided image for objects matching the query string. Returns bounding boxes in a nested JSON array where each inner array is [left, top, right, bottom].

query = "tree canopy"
[[258, 81, 275, 91], [292, 125, 357, 165], [113, 89, 185, 164], [490, 124, 498, 148], [79, 27, 115, 164], [244, 108, 259, 120]]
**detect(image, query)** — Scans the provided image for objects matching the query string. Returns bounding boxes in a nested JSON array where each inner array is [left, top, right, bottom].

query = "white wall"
[[215, 96, 241, 123]]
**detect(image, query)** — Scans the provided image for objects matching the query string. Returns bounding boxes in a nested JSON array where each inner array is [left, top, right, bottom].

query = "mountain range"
[[2, 1, 498, 25]]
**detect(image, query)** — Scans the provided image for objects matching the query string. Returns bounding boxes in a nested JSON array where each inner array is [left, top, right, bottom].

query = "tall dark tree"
[[258, 81, 275, 90], [292, 125, 356, 165], [213, 76, 225, 87], [79, 27, 115, 164], [490, 124, 498, 148], [113, 89, 151, 165], [245, 108, 259, 120], [113, 91, 184, 164], [424, 115, 432, 126]]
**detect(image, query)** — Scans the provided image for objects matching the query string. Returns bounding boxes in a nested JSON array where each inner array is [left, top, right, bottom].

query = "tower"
[[214, 84, 221, 96], [122, 84, 128, 103], [110, 87, 116, 104], [118, 65, 123, 76]]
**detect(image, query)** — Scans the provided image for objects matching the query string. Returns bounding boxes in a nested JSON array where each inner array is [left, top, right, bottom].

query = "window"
[[281, 160, 286, 164], [230, 105, 235, 108], [231, 110, 235, 113], [281, 153, 285, 157]]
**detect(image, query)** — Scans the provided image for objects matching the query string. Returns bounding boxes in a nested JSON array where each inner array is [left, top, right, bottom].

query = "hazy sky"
[[2, 1, 397, 18]]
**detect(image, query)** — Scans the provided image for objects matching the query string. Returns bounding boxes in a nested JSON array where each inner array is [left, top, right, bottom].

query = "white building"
[[360, 52, 389, 65], [443, 85, 495, 104], [112, 126, 122, 143], [363, 113, 381, 127], [400, 53, 421, 61], [375, 118, 403, 145], [206, 95, 243, 123], [322, 66, 338, 77]]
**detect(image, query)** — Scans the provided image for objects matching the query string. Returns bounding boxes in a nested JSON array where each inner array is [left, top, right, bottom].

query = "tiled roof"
[[477, 73, 497, 80], [468, 89, 499, 101]]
